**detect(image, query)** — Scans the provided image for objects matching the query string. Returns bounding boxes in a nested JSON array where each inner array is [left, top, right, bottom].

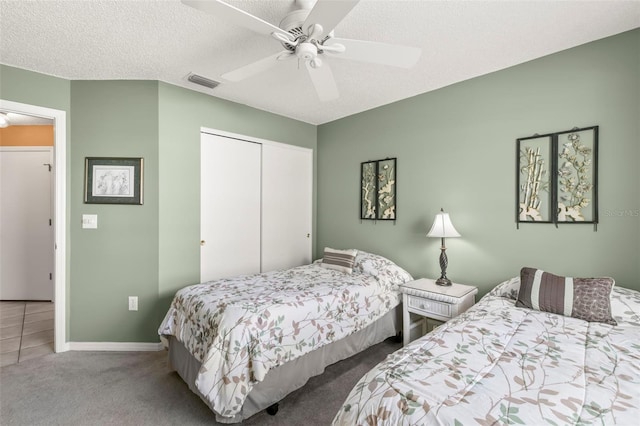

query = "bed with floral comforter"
[[158, 251, 412, 420], [333, 278, 640, 425]]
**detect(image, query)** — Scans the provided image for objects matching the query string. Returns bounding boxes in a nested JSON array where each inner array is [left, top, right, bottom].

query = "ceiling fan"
[[182, 0, 422, 101]]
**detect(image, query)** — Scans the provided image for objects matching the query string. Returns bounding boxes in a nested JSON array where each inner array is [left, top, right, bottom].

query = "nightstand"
[[400, 278, 478, 346]]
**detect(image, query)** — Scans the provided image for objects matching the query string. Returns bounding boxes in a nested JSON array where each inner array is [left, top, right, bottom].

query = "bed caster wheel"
[[266, 403, 279, 416]]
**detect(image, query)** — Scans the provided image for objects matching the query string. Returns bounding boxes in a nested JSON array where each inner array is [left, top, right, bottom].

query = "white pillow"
[[490, 276, 521, 300], [354, 250, 413, 287], [321, 248, 358, 274]]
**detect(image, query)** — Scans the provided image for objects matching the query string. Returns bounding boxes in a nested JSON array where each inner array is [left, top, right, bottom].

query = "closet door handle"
[[200, 240, 206, 246]]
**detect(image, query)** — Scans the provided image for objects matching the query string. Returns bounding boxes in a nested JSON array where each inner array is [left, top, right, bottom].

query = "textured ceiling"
[[1, 1, 638, 125]]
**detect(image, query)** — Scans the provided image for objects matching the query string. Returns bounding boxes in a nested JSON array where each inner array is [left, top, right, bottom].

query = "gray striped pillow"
[[321, 248, 358, 274], [516, 267, 617, 325]]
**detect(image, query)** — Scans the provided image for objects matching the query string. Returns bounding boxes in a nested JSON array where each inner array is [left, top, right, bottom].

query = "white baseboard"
[[68, 342, 164, 352]]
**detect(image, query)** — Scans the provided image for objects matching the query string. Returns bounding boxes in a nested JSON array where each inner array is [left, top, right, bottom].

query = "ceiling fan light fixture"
[[295, 42, 318, 61]]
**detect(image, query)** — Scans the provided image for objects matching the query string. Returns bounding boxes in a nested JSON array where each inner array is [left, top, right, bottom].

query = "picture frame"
[[84, 157, 144, 205], [555, 127, 598, 224], [360, 160, 377, 219], [360, 157, 397, 221], [376, 158, 396, 220], [516, 135, 553, 223], [516, 126, 598, 227]]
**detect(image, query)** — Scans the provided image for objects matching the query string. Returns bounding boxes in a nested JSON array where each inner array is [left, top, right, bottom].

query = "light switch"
[[82, 214, 98, 229]]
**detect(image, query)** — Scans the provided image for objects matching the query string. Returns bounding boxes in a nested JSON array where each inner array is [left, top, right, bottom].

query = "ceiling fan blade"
[[182, 0, 293, 41], [325, 38, 421, 68], [302, 0, 359, 36], [222, 51, 291, 82], [305, 61, 339, 102], [320, 43, 345, 53]]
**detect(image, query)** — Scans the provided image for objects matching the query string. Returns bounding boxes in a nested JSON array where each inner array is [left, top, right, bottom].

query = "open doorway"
[[0, 113, 55, 365], [0, 100, 67, 360]]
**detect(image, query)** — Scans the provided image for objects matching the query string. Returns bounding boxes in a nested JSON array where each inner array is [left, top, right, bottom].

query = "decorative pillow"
[[321, 248, 358, 274], [516, 267, 617, 325]]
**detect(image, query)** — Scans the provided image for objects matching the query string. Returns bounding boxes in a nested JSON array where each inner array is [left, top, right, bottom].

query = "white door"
[[261, 143, 312, 271], [200, 133, 261, 282], [0, 148, 54, 300]]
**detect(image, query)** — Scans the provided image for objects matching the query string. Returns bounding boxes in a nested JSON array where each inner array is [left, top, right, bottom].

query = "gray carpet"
[[0, 338, 400, 425]]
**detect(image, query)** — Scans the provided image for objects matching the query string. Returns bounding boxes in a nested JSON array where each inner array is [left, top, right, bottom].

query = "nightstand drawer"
[[407, 295, 451, 318]]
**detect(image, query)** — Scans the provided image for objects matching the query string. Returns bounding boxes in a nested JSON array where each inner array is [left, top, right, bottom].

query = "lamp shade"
[[426, 209, 461, 238], [0, 113, 9, 128]]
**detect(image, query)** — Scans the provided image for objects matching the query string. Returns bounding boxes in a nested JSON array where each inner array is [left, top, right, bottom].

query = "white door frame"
[[0, 99, 67, 353]]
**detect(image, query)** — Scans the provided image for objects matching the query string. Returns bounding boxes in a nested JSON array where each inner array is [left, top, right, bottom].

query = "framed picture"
[[555, 127, 598, 223], [516, 135, 553, 223], [360, 160, 377, 219], [516, 126, 598, 227], [360, 157, 397, 221], [376, 158, 396, 220], [84, 157, 144, 205]]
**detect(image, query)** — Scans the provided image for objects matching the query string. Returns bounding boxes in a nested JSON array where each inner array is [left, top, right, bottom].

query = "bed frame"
[[167, 305, 401, 423]]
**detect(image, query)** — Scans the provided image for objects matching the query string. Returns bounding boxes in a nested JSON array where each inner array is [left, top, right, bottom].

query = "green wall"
[[70, 81, 160, 341], [317, 29, 640, 296], [0, 65, 70, 112]]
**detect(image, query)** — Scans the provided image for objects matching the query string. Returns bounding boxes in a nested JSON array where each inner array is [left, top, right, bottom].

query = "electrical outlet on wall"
[[128, 296, 138, 311]]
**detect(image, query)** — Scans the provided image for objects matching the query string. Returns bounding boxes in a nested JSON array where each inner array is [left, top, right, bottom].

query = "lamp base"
[[435, 277, 452, 286]]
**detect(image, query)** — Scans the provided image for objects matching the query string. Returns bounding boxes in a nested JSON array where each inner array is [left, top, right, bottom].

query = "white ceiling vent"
[[187, 73, 220, 89]]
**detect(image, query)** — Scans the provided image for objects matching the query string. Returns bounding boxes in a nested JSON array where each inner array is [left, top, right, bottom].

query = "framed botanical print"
[[517, 135, 553, 223], [516, 126, 598, 227], [555, 127, 598, 223], [360, 158, 397, 221], [85, 157, 144, 205]]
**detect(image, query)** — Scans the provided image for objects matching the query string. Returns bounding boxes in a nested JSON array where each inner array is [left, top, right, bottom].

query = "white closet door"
[[261, 143, 312, 271], [200, 134, 261, 282]]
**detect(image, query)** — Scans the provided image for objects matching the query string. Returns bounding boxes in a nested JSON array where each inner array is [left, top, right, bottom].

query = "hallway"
[[0, 301, 54, 367]]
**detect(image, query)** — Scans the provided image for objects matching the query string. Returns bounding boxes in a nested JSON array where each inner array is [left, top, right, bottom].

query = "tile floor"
[[0, 301, 54, 367]]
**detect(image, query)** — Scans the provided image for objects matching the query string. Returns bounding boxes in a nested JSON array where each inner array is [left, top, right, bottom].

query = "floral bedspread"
[[333, 279, 640, 425], [158, 252, 412, 418]]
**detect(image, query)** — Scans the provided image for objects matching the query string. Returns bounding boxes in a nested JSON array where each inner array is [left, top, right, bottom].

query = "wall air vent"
[[187, 73, 220, 89]]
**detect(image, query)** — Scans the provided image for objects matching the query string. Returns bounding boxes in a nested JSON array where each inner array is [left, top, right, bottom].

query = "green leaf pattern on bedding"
[[158, 253, 412, 418], [333, 283, 640, 425]]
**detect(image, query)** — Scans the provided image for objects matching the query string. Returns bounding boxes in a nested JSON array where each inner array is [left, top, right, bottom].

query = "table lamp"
[[426, 208, 461, 286]]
